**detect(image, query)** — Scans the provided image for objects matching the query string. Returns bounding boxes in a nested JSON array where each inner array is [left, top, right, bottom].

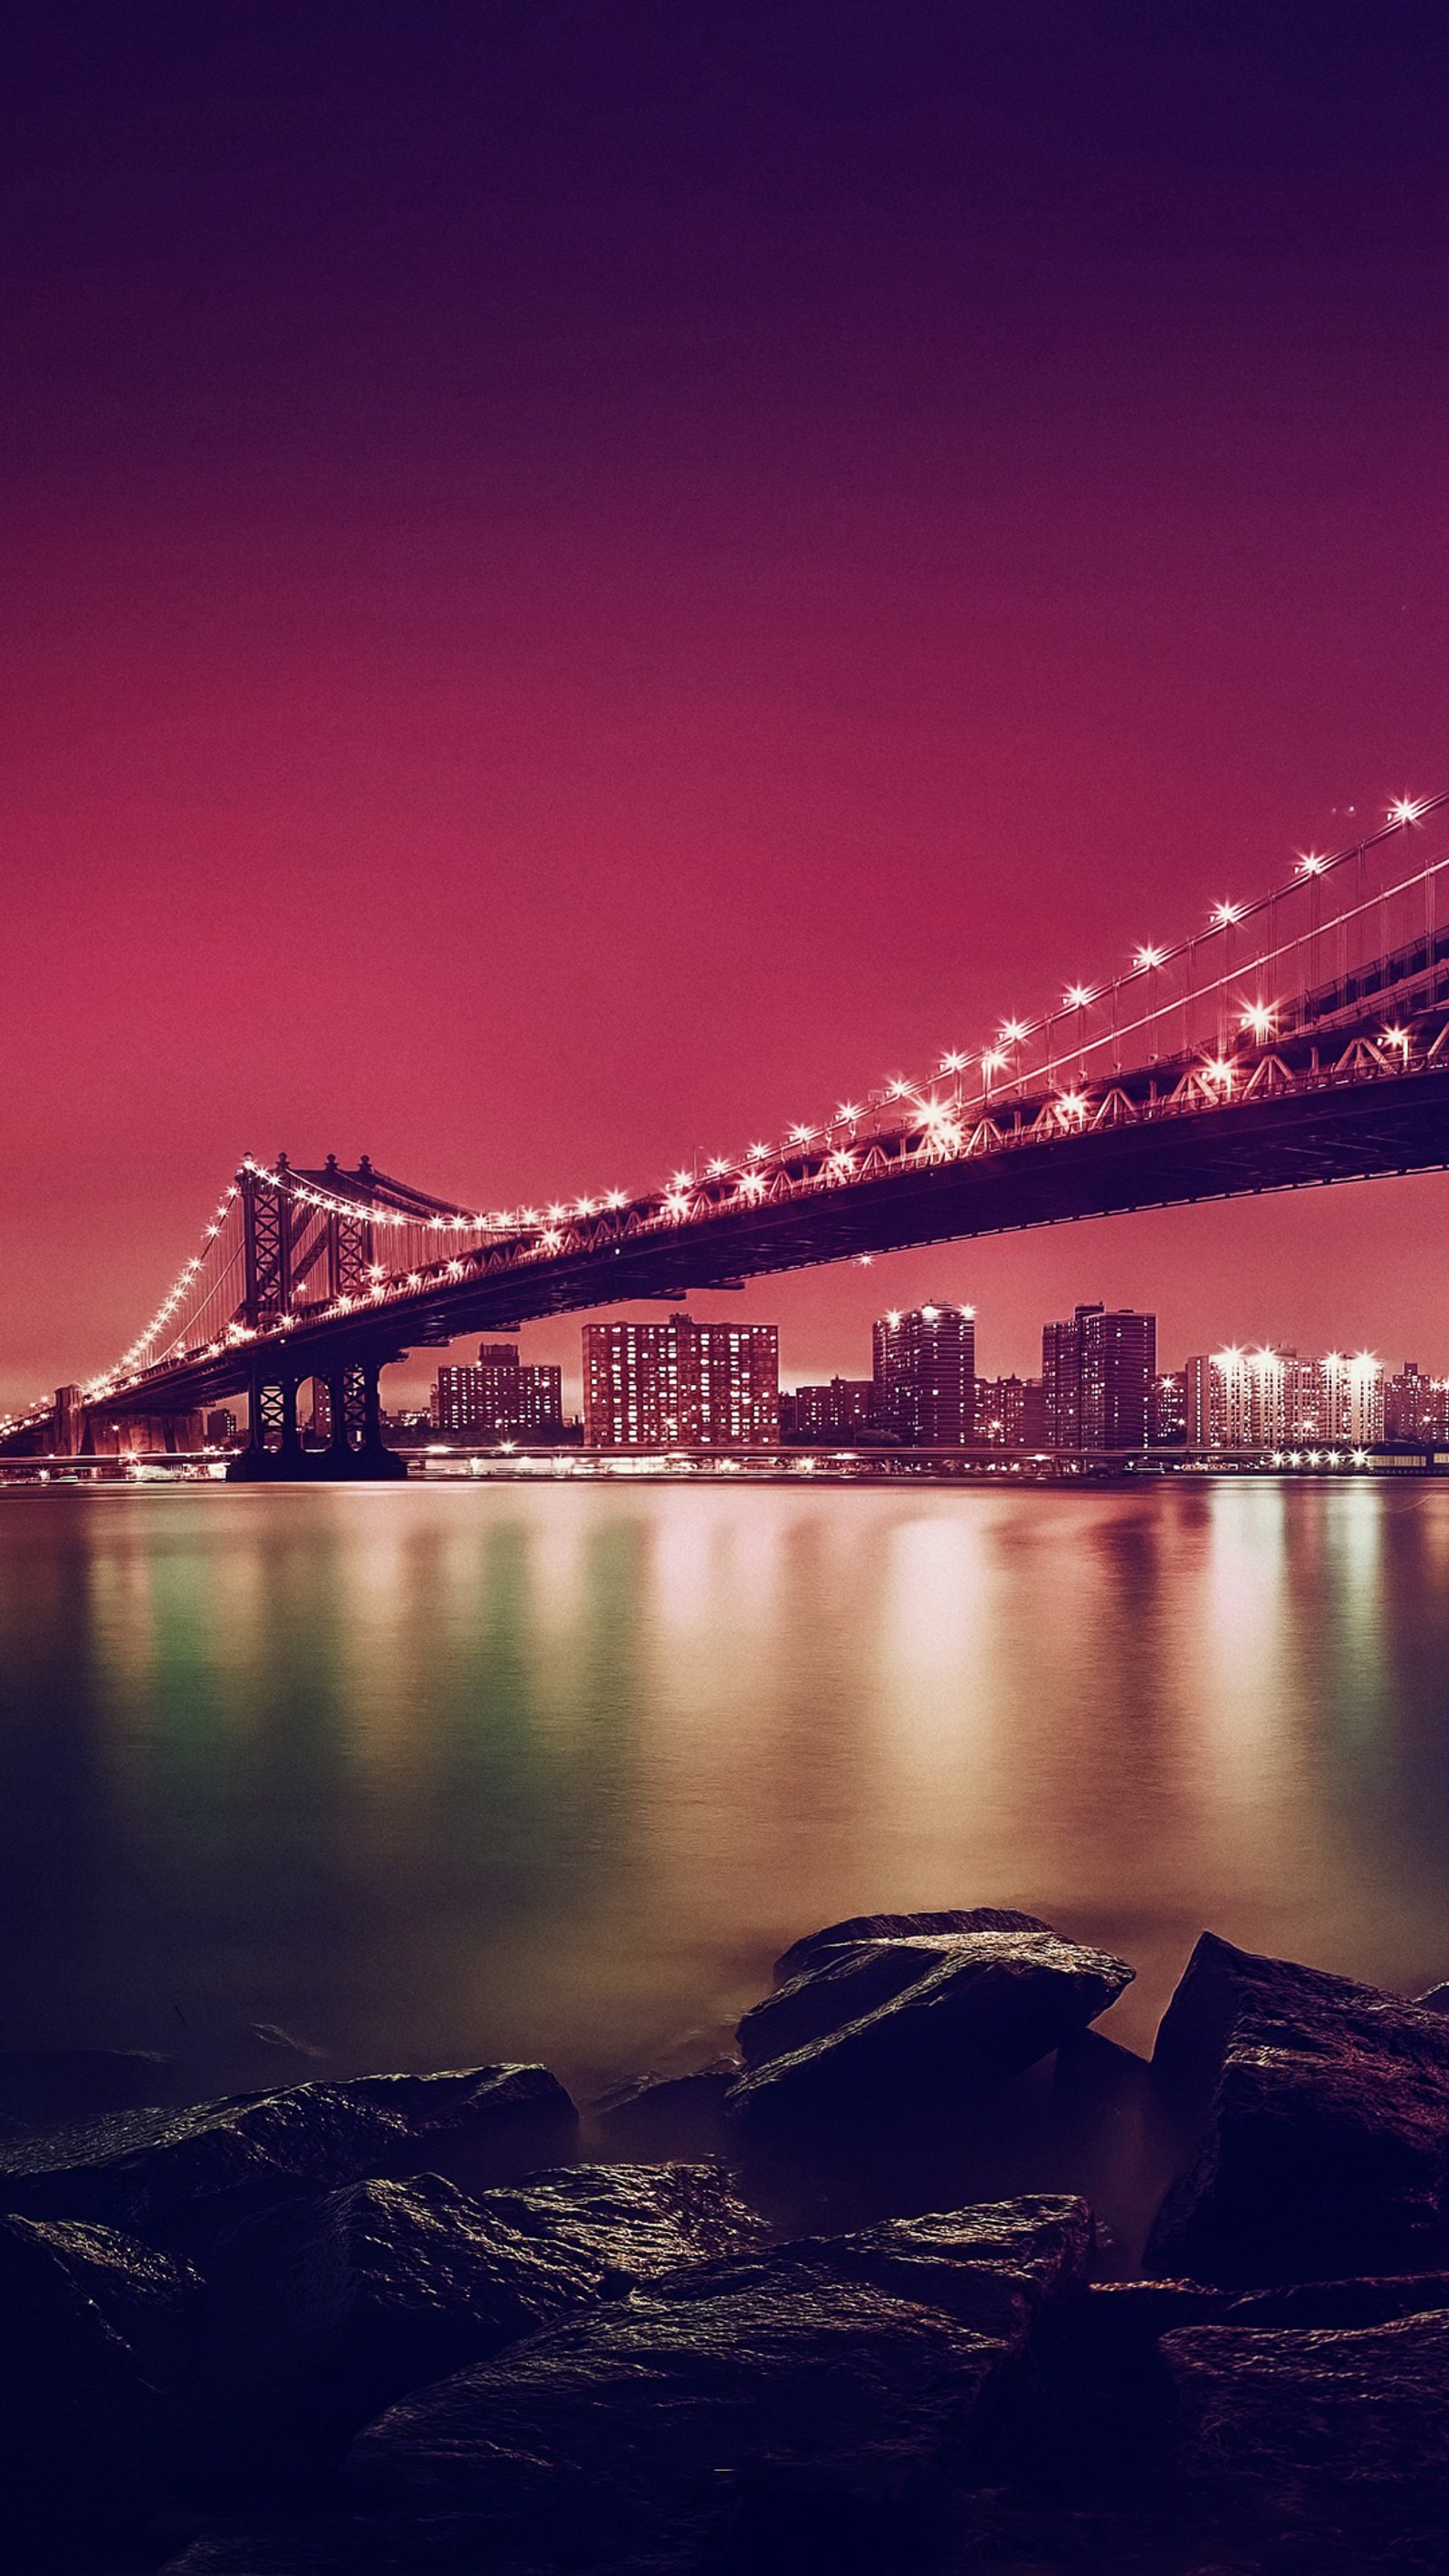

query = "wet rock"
[[0, 2212, 201, 2552], [1164, 2308, 1449, 2540], [726, 1930, 1133, 2139], [1020, 2269, 1449, 2500], [774, 1907, 1053, 1982], [476, 2157, 769, 2278], [346, 2195, 1089, 2569], [0, 2065, 577, 2254], [0, 2045, 176, 2128], [202, 2161, 768, 2461], [1145, 1934, 1449, 2285], [590, 2059, 738, 2159]]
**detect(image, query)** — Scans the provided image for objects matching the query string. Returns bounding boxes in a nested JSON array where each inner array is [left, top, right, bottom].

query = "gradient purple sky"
[[5, 5, 1449, 1407]]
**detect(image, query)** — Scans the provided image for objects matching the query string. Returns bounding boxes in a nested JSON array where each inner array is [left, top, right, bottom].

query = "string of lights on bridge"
[[3, 793, 1443, 1437]]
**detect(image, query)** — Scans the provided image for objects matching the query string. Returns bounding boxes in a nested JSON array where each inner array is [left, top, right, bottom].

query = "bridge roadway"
[[78, 985, 1449, 1434]]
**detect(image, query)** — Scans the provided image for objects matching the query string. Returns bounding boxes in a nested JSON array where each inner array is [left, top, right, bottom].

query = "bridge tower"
[[229, 1154, 405, 1480]]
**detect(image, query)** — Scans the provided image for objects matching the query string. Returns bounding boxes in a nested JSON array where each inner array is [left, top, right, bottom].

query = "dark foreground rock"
[[590, 2060, 738, 2159], [0, 2066, 576, 2254], [1165, 2306, 1449, 2544], [1145, 1933, 1449, 2284], [1018, 2268, 1449, 2498], [0, 2212, 201, 2552], [202, 2161, 769, 2462], [725, 1929, 1133, 2139], [345, 2195, 1090, 2571]]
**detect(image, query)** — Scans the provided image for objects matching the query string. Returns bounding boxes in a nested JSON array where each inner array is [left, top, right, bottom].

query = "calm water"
[[3, 1477, 1449, 2097]]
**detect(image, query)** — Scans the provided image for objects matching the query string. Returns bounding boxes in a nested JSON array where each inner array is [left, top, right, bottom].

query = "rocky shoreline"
[[5, 1909, 1449, 2571]]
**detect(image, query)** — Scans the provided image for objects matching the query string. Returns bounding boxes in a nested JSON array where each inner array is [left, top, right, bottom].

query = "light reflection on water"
[[1, 1478, 1448, 2093]]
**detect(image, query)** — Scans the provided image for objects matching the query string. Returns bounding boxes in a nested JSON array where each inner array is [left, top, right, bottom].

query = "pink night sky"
[[5, 9, 1449, 1411]]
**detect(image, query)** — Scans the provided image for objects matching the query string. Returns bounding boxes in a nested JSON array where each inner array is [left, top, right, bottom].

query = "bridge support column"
[[227, 1365, 306, 1480], [355, 1360, 405, 1479]]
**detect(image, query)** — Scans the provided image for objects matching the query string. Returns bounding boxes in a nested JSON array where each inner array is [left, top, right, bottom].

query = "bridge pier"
[[228, 1357, 404, 1482]]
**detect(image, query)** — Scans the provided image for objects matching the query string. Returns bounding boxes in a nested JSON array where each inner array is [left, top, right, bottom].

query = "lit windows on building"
[[432, 1340, 564, 1440], [871, 1302, 976, 1447], [581, 1315, 780, 1449], [1042, 1304, 1155, 1450]]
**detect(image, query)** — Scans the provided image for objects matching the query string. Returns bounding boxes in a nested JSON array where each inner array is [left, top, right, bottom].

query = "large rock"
[[0, 2066, 576, 2254], [0, 2212, 201, 2550], [1145, 1934, 1449, 2284], [726, 1930, 1132, 2139], [1021, 2269, 1449, 2499], [202, 2161, 768, 2461], [1164, 2308, 1449, 2540], [347, 2196, 1090, 2569], [774, 1908, 1052, 1982]]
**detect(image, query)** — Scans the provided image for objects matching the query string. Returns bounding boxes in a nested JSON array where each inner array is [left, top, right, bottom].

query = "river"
[[3, 1477, 1448, 2098]]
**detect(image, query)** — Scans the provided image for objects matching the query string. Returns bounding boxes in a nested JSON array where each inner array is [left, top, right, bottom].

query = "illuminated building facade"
[[1042, 1303, 1155, 1449], [1185, 1347, 1384, 1448], [582, 1315, 779, 1448], [1149, 1370, 1187, 1445], [782, 1378, 876, 1441], [1385, 1362, 1449, 1446], [433, 1340, 564, 1439], [872, 1302, 976, 1445], [976, 1374, 1047, 1447]]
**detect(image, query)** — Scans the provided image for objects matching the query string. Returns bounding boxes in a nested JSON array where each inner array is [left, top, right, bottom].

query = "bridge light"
[[838, 1102, 863, 1123], [1133, 943, 1165, 969], [1383, 1024, 1410, 1053], [1240, 1002, 1275, 1038], [1297, 851, 1326, 876], [1063, 985, 1093, 1010], [981, 1047, 1007, 1075], [1212, 900, 1243, 927], [605, 1187, 628, 1207], [938, 1052, 969, 1075], [999, 1018, 1027, 1045], [1390, 795, 1425, 824]]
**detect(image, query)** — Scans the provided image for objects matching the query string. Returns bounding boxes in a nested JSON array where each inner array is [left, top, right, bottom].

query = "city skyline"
[[8, 15, 1449, 1408]]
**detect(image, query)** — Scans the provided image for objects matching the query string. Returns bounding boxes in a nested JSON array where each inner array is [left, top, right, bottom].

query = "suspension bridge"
[[9, 793, 1449, 1477]]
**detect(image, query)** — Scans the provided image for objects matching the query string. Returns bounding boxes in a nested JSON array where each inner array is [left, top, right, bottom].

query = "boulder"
[[590, 2059, 738, 2158], [0, 2212, 201, 2551], [347, 2196, 1089, 2570], [0, 2065, 576, 2254], [774, 1908, 1053, 1982], [0, 2046, 176, 2128], [202, 2161, 768, 2461], [725, 1931, 1133, 2139], [1145, 1934, 1449, 2284], [1022, 2269, 1449, 2498], [1164, 2308, 1449, 2539]]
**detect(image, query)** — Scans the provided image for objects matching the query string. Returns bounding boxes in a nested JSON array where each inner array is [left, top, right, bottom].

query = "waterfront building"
[[1385, 1362, 1449, 1445], [1149, 1370, 1187, 1446], [582, 1315, 779, 1448], [782, 1378, 876, 1442], [205, 1408, 238, 1445], [433, 1340, 564, 1440], [1042, 1304, 1155, 1449], [976, 1374, 1047, 1447], [872, 1302, 976, 1446], [1185, 1347, 1384, 1448]]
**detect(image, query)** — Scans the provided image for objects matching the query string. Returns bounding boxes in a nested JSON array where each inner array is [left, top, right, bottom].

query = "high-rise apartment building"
[[1385, 1362, 1449, 1446], [433, 1340, 564, 1440], [1042, 1304, 1156, 1449], [782, 1378, 876, 1441], [1184, 1347, 1384, 1448], [872, 1302, 976, 1446], [582, 1315, 779, 1449], [1149, 1370, 1187, 1446]]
